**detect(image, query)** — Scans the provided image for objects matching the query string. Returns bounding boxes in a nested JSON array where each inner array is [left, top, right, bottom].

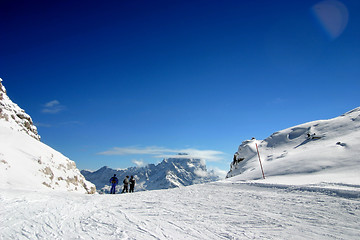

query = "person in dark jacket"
[[129, 175, 136, 193], [109, 174, 118, 194], [122, 176, 129, 193]]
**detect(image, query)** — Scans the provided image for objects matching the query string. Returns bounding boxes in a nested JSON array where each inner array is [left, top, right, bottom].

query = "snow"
[[0, 124, 95, 193], [1, 178, 359, 239], [227, 107, 360, 188], [81, 157, 219, 193], [0, 79, 95, 194]]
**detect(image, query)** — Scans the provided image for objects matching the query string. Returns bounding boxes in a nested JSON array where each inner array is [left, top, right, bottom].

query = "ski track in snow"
[[1, 180, 359, 240]]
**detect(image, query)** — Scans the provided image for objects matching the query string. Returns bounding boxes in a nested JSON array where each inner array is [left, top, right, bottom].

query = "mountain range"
[[81, 155, 219, 193]]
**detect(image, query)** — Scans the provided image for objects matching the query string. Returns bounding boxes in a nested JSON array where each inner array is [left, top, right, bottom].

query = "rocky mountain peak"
[[0, 78, 6, 98], [0, 78, 40, 141], [81, 157, 219, 193]]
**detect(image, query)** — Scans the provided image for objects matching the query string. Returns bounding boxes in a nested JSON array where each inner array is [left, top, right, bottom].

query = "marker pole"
[[255, 143, 265, 179]]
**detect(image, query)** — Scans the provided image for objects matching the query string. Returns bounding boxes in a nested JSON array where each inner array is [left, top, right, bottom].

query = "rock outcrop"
[[0, 78, 96, 194], [0, 78, 40, 140]]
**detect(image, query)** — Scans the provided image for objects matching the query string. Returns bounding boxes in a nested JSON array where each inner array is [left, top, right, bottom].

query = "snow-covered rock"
[[81, 155, 219, 193], [227, 107, 360, 185], [0, 78, 96, 194], [0, 78, 40, 141]]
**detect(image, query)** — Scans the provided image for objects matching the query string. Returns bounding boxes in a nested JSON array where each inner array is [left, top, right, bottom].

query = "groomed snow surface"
[[1, 178, 359, 239]]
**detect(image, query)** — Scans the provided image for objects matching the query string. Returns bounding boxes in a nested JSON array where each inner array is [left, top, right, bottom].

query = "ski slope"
[[227, 107, 360, 186], [1, 178, 359, 239]]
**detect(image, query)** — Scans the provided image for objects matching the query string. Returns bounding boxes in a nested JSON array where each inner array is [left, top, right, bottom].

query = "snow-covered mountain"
[[0, 78, 96, 194], [0, 78, 40, 141], [227, 107, 360, 185], [81, 155, 219, 193]]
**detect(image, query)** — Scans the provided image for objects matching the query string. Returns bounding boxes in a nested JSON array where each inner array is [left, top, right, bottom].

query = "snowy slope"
[[227, 107, 360, 186], [0, 178, 359, 239], [81, 156, 219, 193], [0, 79, 96, 193]]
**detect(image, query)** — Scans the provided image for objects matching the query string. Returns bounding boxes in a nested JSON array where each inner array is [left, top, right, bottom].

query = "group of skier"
[[109, 174, 136, 194]]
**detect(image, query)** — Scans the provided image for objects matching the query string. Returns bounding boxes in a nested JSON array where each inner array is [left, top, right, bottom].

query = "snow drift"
[[0, 78, 96, 193], [82, 155, 219, 193], [227, 107, 360, 186]]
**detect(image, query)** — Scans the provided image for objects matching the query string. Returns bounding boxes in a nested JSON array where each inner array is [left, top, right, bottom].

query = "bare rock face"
[[0, 78, 40, 141], [0, 79, 5, 100]]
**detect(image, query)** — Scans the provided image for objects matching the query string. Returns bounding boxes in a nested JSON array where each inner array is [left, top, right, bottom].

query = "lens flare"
[[311, 0, 349, 40]]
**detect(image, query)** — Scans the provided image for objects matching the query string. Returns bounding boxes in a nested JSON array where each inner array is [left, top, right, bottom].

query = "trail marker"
[[255, 143, 265, 179]]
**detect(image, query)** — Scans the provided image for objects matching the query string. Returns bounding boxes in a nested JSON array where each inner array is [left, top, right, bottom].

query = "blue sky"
[[1, 0, 359, 177]]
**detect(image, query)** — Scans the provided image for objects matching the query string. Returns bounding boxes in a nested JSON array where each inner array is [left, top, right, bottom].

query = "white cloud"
[[208, 167, 228, 179], [98, 146, 225, 162], [155, 149, 224, 162], [132, 159, 147, 167], [194, 169, 208, 177], [45, 100, 60, 107], [42, 100, 66, 114], [115, 168, 126, 171], [100, 146, 171, 155]]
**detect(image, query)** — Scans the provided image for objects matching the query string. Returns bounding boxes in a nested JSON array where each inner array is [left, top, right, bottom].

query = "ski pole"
[[255, 143, 265, 179]]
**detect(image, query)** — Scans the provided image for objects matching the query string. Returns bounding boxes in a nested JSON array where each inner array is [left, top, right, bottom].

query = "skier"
[[129, 175, 136, 193], [122, 176, 129, 193], [109, 174, 118, 194]]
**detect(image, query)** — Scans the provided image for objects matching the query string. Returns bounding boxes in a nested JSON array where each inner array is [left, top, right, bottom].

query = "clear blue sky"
[[1, 0, 359, 177]]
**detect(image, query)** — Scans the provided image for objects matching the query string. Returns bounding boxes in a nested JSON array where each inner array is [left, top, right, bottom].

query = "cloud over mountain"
[[98, 146, 225, 162]]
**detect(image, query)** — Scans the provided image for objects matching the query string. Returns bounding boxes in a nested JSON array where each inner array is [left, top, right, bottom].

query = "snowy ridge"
[[227, 107, 360, 187], [81, 156, 219, 193], [0, 78, 40, 141], [0, 79, 96, 194]]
